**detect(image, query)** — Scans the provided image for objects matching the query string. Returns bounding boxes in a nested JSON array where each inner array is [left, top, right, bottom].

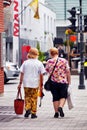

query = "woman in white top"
[[18, 48, 45, 118]]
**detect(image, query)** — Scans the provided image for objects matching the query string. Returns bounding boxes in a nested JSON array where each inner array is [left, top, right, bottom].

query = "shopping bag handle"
[[17, 88, 22, 99]]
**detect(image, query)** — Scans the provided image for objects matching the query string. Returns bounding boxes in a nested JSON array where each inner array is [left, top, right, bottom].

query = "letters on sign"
[[13, 0, 19, 37]]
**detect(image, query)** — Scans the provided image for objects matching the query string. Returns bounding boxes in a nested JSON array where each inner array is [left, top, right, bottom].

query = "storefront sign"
[[13, 0, 19, 37]]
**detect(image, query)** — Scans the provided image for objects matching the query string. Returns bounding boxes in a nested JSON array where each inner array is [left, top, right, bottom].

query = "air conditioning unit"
[[3, 0, 11, 7]]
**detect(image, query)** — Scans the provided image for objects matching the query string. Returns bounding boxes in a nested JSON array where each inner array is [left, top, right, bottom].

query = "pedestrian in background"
[[18, 48, 45, 119], [70, 47, 80, 69], [58, 44, 66, 58], [53, 38, 67, 59], [45, 47, 71, 118]]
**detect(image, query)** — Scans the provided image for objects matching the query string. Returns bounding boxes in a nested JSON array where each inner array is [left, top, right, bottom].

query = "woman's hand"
[[17, 84, 21, 90]]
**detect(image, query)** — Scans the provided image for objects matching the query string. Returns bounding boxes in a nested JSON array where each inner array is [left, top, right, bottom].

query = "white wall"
[[55, 20, 71, 27], [18, 0, 56, 51]]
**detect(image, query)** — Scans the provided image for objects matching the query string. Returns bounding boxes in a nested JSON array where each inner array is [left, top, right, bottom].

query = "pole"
[[67, 35, 70, 66], [78, 0, 85, 89]]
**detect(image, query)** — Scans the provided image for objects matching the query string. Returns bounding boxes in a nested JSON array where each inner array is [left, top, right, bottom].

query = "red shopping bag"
[[14, 89, 24, 114]]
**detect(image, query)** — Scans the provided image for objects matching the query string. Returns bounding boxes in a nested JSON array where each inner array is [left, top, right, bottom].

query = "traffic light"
[[67, 7, 76, 32], [84, 15, 87, 32]]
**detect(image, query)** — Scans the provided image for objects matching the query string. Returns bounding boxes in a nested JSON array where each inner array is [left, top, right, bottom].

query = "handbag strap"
[[49, 57, 58, 79], [17, 88, 22, 99]]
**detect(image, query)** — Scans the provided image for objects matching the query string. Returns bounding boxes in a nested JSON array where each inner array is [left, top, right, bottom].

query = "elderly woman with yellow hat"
[[18, 47, 46, 119]]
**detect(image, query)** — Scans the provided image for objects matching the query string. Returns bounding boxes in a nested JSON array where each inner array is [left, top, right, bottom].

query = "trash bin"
[[84, 62, 87, 79]]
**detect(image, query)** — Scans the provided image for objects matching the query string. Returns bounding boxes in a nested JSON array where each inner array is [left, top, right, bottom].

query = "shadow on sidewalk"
[[0, 106, 22, 122]]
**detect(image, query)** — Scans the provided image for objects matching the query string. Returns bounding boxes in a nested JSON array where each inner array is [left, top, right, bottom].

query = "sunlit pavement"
[[0, 75, 87, 130]]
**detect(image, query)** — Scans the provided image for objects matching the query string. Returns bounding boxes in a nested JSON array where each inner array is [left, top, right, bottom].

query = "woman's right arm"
[[18, 72, 24, 89]]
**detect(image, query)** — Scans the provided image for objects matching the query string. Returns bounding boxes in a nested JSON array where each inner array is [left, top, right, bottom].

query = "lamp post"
[[78, 0, 85, 89]]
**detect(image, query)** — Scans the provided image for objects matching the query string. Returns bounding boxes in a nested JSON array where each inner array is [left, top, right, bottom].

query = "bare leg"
[[53, 101, 59, 112], [58, 98, 66, 117], [71, 61, 75, 69], [53, 99, 66, 112], [59, 98, 66, 108]]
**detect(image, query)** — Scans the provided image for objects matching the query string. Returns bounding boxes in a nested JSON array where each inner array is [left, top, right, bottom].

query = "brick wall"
[[0, 0, 4, 94], [0, 68, 4, 94], [0, 1, 4, 33]]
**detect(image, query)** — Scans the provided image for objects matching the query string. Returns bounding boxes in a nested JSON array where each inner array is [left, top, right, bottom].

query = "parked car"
[[4, 61, 20, 84]]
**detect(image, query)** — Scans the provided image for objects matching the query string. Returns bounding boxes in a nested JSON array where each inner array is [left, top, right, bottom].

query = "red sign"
[[13, 0, 19, 37], [22, 46, 31, 63]]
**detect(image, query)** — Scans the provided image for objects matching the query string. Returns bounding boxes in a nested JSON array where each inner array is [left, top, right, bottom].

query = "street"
[[0, 75, 87, 130]]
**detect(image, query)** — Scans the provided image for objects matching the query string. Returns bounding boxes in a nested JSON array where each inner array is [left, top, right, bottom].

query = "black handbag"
[[44, 58, 58, 91], [44, 76, 52, 91]]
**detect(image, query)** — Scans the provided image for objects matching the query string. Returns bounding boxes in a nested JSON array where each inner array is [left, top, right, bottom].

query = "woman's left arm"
[[66, 60, 71, 85], [39, 74, 43, 90], [67, 69, 71, 85]]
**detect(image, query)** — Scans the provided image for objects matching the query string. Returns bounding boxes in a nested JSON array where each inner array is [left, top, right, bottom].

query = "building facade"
[[5, 0, 56, 66]]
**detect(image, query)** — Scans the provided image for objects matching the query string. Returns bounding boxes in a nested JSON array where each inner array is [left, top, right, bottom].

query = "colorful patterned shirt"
[[45, 57, 70, 84]]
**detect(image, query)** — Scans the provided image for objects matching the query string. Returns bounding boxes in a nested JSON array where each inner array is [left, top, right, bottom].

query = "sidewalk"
[[0, 75, 87, 130]]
